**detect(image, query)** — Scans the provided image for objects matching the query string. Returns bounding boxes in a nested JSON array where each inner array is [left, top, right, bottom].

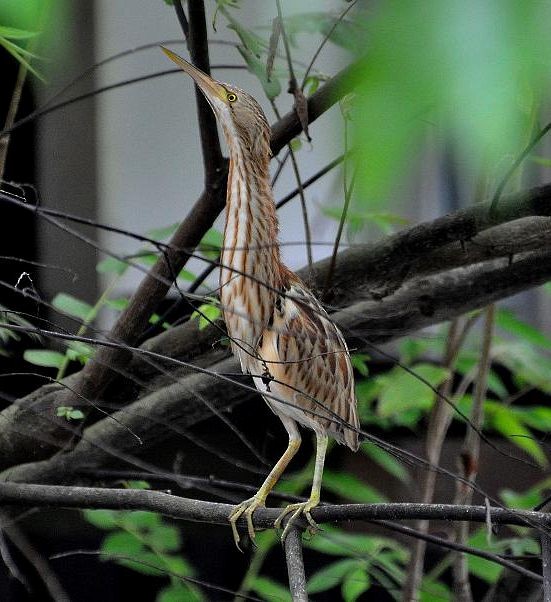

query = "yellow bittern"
[[162, 47, 360, 545]]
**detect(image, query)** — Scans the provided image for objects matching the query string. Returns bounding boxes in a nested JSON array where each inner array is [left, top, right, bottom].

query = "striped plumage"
[[162, 47, 360, 545]]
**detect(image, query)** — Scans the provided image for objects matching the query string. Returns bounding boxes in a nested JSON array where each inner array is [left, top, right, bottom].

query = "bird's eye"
[[227, 93, 238, 103]]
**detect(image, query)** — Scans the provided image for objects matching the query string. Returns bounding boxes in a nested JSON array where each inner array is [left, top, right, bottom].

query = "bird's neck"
[[221, 146, 282, 288], [219, 145, 283, 359]]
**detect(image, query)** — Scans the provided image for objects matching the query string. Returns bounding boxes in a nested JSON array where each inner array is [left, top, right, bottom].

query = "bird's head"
[[162, 46, 271, 157]]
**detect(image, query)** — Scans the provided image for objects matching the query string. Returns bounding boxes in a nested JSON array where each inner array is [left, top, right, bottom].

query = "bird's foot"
[[274, 499, 320, 542], [228, 495, 266, 551]]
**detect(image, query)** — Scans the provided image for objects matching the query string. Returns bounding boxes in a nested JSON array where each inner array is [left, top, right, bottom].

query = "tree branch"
[[283, 527, 308, 602], [1, 215, 551, 475], [186, 0, 224, 181], [0, 482, 548, 530]]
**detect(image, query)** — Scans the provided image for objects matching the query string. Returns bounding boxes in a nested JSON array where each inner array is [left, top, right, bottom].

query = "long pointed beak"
[[161, 46, 227, 104]]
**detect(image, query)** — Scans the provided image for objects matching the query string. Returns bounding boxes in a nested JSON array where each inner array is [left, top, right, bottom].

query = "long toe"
[[228, 496, 265, 549], [275, 501, 321, 542]]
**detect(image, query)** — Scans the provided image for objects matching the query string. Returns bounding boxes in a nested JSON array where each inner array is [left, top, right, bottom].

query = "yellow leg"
[[275, 432, 328, 542], [229, 419, 301, 549]]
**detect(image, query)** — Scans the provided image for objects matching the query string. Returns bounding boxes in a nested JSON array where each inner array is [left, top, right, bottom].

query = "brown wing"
[[256, 278, 360, 451]]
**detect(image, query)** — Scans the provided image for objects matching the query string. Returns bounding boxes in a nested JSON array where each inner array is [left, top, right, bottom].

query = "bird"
[[162, 47, 360, 546]]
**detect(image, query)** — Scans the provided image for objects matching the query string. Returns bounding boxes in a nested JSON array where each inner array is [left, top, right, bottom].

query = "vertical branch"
[[186, 0, 224, 181], [283, 527, 308, 602], [403, 317, 476, 600], [270, 100, 313, 269], [543, 532, 551, 602], [452, 305, 495, 601], [0, 51, 33, 180], [324, 116, 355, 295]]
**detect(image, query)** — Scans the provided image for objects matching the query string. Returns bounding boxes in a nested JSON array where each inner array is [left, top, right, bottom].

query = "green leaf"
[[289, 138, 302, 152], [342, 566, 370, 602], [251, 576, 292, 601], [178, 269, 196, 282], [96, 257, 128, 276], [279, 12, 367, 52], [157, 584, 202, 602], [102, 532, 144, 557], [146, 222, 178, 241], [163, 555, 192, 577], [322, 207, 409, 235], [307, 559, 359, 594], [323, 470, 386, 503], [351, 353, 370, 376], [52, 293, 94, 321], [83, 509, 120, 530], [125, 480, 151, 490], [199, 228, 223, 260], [146, 525, 181, 553], [135, 253, 159, 267], [361, 444, 410, 482], [57, 406, 85, 420], [466, 530, 502, 583], [487, 402, 547, 467], [496, 308, 551, 349], [0, 26, 39, 40], [224, 14, 265, 57], [493, 341, 551, 394], [530, 155, 551, 167], [23, 349, 65, 368], [500, 477, 551, 509], [106, 297, 130, 311], [0, 36, 44, 80], [304, 75, 320, 96], [376, 364, 449, 419], [419, 579, 452, 602], [512, 406, 551, 432], [66, 340, 94, 364], [120, 511, 161, 531], [305, 527, 406, 559], [237, 45, 282, 100], [190, 302, 221, 330]]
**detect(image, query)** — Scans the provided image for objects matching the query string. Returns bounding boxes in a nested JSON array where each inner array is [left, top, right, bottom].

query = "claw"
[[228, 495, 266, 550], [274, 500, 321, 542]]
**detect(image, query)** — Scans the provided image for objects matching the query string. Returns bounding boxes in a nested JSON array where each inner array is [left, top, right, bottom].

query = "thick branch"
[[0, 482, 548, 530], [1, 215, 551, 475], [2, 248, 551, 482]]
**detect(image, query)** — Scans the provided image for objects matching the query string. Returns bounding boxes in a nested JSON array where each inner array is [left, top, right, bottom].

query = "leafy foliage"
[[84, 498, 203, 602]]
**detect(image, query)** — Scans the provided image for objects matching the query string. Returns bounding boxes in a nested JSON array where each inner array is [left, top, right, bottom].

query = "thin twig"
[[453, 304, 495, 601], [283, 527, 308, 602], [0, 47, 31, 180], [270, 100, 313, 268], [403, 318, 469, 600], [300, 0, 358, 89], [324, 117, 356, 294], [490, 122, 551, 217], [373, 519, 542, 584], [543, 532, 551, 602]]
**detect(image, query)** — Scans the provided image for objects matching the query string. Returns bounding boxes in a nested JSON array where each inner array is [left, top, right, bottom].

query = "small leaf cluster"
[[84, 499, 202, 602]]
